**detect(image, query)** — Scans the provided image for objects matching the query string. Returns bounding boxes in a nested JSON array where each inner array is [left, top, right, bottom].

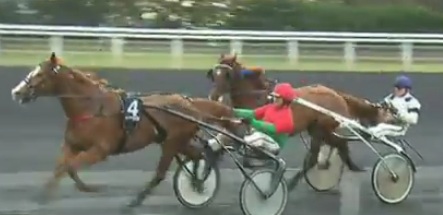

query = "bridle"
[[19, 65, 121, 119], [208, 63, 276, 98]]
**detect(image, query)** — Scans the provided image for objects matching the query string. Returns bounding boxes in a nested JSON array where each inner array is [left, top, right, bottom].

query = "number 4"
[[127, 100, 139, 117]]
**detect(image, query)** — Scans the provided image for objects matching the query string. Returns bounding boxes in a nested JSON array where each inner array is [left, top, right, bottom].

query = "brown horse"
[[206, 54, 398, 186], [207, 53, 275, 108], [10, 53, 239, 208]]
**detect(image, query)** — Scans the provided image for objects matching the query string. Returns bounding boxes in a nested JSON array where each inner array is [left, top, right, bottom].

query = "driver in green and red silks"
[[207, 82, 298, 154]]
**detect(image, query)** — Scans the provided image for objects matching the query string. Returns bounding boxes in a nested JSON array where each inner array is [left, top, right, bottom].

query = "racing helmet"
[[272, 82, 297, 101], [394, 75, 412, 89]]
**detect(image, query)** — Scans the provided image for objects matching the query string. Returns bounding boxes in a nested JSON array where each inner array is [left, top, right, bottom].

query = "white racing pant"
[[243, 131, 280, 154], [207, 131, 280, 154], [367, 123, 407, 138]]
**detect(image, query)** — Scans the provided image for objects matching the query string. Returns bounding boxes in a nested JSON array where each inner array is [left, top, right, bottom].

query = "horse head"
[[207, 53, 244, 102], [11, 52, 99, 104]]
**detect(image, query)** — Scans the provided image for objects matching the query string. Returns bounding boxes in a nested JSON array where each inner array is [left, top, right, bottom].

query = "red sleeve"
[[274, 109, 295, 134], [253, 104, 271, 119]]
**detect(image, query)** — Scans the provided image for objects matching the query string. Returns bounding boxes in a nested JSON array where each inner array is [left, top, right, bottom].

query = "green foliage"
[[2, 0, 443, 32], [29, 0, 110, 25], [226, 1, 443, 32]]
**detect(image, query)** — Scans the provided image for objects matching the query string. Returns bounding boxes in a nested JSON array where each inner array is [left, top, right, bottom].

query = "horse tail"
[[334, 90, 375, 120]]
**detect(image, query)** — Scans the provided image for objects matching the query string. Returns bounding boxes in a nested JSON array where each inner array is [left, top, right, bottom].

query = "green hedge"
[[226, 1, 443, 32], [2, 0, 443, 32]]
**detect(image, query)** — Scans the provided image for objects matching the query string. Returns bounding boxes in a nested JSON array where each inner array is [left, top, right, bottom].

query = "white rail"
[[1, 24, 443, 70]]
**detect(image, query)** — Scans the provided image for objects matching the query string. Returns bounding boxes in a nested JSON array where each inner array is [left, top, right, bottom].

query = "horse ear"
[[233, 53, 237, 61], [206, 69, 214, 80], [50, 52, 57, 64], [220, 53, 225, 59]]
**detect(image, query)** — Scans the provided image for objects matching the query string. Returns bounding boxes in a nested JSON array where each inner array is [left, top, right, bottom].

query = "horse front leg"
[[69, 169, 102, 192], [334, 138, 365, 172], [64, 145, 108, 191], [37, 143, 75, 204]]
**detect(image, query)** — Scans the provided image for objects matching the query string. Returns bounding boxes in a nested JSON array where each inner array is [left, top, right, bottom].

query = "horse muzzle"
[[11, 90, 37, 104]]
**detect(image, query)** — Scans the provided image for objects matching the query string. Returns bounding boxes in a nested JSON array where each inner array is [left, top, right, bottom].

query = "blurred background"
[[3, 0, 443, 31], [1, 0, 443, 71]]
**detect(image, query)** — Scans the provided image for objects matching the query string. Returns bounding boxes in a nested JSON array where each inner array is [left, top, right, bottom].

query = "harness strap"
[[141, 109, 167, 143]]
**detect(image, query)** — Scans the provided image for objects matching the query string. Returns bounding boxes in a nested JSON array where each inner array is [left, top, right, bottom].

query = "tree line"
[[2, 0, 443, 32]]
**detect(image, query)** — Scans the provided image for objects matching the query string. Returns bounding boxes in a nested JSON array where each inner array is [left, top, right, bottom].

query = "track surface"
[[0, 67, 442, 215]]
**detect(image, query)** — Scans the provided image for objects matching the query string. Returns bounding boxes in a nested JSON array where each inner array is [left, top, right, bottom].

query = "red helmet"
[[272, 83, 297, 101]]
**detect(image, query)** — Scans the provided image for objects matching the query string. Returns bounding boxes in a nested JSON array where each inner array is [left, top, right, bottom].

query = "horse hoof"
[[120, 205, 136, 215], [32, 192, 51, 206], [126, 197, 143, 209], [317, 162, 330, 170], [349, 166, 366, 172], [75, 184, 106, 193], [287, 179, 299, 191]]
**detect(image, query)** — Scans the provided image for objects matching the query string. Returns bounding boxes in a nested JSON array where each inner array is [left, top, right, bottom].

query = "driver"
[[368, 75, 421, 138], [208, 82, 298, 154], [239, 66, 269, 89]]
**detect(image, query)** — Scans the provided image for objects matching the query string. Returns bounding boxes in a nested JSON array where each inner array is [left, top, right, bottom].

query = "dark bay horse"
[[10, 53, 238, 207], [206, 54, 397, 186]]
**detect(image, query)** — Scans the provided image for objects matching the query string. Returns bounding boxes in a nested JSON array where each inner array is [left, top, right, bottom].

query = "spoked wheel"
[[304, 145, 344, 192], [239, 169, 288, 215], [173, 159, 220, 209], [371, 153, 415, 204]]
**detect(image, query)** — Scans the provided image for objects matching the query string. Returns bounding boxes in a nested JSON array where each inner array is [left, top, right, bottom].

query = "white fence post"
[[171, 39, 183, 69], [230, 39, 243, 56], [3, 24, 443, 71], [49, 36, 63, 56], [287, 40, 299, 66], [344, 41, 355, 70], [401, 42, 413, 71], [111, 37, 124, 63]]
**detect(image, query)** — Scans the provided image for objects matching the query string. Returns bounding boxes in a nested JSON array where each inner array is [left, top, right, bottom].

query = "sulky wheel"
[[239, 169, 288, 215], [303, 145, 344, 192], [173, 159, 220, 209], [371, 153, 414, 204]]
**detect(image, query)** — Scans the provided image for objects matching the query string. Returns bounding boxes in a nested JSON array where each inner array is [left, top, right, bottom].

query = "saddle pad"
[[122, 96, 143, 132]]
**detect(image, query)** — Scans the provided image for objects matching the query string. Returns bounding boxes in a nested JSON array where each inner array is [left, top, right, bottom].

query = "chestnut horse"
[[206, 54, 398, 189], [10, 53, 239, 208]]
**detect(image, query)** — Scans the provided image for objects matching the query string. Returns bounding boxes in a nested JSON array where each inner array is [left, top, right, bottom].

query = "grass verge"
[[0, 51, 441, 72]]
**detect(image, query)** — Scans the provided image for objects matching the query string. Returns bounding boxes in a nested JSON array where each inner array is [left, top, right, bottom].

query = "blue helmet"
[[394, 75, 412, 89]]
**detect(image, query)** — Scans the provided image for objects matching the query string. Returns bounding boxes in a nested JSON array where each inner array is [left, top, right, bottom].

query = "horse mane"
[[81, 71, 127, 95], [68, 69, 100, 86]]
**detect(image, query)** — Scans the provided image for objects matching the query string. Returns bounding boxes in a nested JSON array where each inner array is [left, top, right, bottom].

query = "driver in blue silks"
[[368, 75, 421, 138], [239, 66, 268, 89]]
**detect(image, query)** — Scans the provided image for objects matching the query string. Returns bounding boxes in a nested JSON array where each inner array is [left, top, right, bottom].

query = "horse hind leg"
[[127, 137, 180, 208], [332, 138, 365, 172], [317, 144, 333, 170], [288, 133, 322, 191]]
